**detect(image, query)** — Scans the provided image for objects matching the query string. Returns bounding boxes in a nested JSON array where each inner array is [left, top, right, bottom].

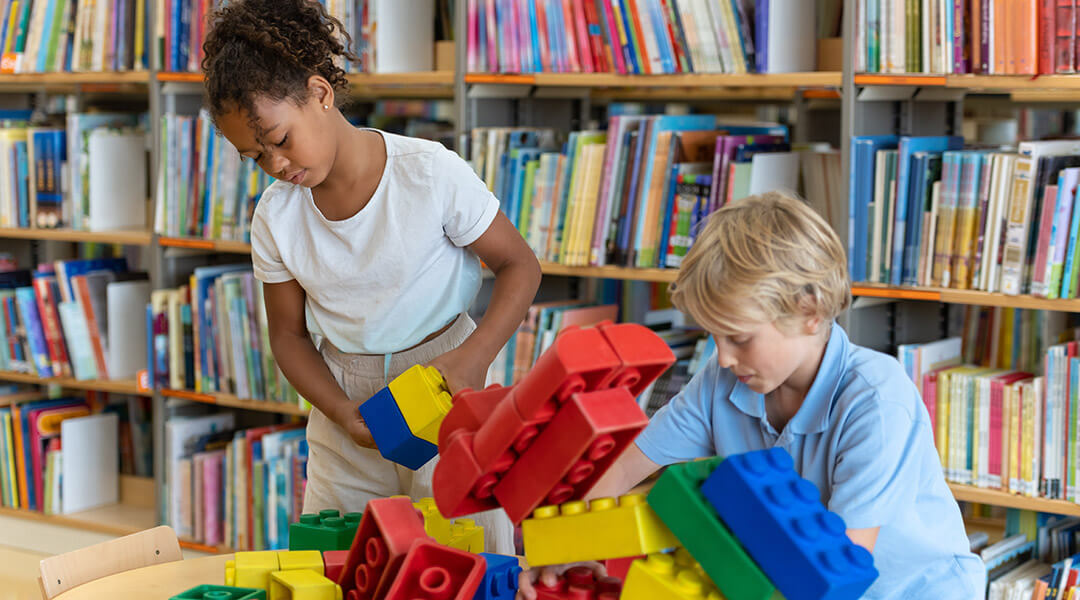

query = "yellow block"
[[621, 554, 722, 600], [388, 365, 452, 443], [414, 497, 454, 543], [269, 569, 343, 600], [225, 551, 279, 589], [277, 550, 324, 576], [521, 494, 679, 566], [446, 518, 485, 553]]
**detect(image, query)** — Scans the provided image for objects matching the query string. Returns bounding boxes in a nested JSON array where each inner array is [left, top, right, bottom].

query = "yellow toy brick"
[[269, 569, 342, 600], [521, 494, 679, 566], [621, 553, 722, 600], [387, 365, 452, 443], [225, 551, 280, 589], [446, 518, 485, 552], [414, 496, 454, 543], [276, 550, 324, 576]]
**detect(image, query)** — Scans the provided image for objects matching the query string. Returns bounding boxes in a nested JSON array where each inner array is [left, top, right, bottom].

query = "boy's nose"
[[715, 350, 735, 370]]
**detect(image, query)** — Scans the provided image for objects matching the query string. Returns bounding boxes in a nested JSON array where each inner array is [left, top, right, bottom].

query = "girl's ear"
[[307, 75, 335, 111]]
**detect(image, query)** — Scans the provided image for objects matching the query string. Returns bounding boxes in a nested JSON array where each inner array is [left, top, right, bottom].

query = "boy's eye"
[[732, 336, 752, 346]]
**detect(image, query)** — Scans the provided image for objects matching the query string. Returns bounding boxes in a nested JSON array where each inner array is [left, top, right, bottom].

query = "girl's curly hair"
[[201, 0, 359, 123]]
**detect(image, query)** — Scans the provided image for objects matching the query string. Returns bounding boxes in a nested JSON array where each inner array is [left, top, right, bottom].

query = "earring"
[[323, 105, 329, 110]]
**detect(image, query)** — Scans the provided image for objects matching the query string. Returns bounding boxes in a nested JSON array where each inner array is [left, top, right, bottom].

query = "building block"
[[278, 550, 325, 576], [620, 553, 721, 600], [269, 570, 343, 600], [337, 497, 431, 600], [532, 566, 622, 600], [414, 497, 454, 543], [387, 364, 452, 443], [595, 322, 677, 397], [493, 387, 648, 523], [602, 555, 643, 582], [357, 386, 437, 470], [290, 510, 364, 551], [446, 519, 484, 553], [436, 385, 511, 448], [520, 493, 678, 566], [646, 458, 777, 600], [225, 551, 280, 590], [473, 553, 522, 600], [323, 551, 348, 583], [382, 539, 486, 600], [702, 448, 879, 600], [169, 585, 266, 600]]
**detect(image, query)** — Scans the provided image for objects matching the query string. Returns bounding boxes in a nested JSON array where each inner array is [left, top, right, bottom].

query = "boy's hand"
[[515, 563, 607, 600], [427, 347, 487, 396]]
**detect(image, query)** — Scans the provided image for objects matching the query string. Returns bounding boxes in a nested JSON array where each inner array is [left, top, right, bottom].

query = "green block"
[[169, 584, 266, 600], [289, 509, 363, 551], [647, 458, 780, 600]]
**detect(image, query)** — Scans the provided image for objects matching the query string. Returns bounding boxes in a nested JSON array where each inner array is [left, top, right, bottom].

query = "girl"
[[201, 0, 541, 554]]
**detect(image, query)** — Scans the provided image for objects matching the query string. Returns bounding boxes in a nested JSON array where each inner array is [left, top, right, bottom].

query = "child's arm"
[[585, 444, 661, 499], [263, 278, 374, 447], [428, 211, 541, 394]]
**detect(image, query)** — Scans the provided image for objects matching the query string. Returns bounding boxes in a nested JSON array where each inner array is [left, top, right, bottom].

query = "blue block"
[[701, 448, 878, 600], [474, 553, 522, 600], [358, 387, 437, 470]]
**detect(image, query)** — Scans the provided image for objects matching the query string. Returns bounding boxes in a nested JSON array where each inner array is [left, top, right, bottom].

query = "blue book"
[[616, 122, 648, 263], [848, 135, 899, 282], [646, 0, 674, 73], [145, 304, 154, 388], [34, 0, 57, 73], [14, 140, 28, 228], [14, 287, 50, 378], [902, 151, 942, 285], [668, 0, 694, 72], [191, 264, 250, 391], [171, 0, 182, 71], [527, 0, 541, 72], [890, 136, 964, 285], [755, 0, 769, 72], [657, 163, 681, 269], [616, 0, 640, 73]]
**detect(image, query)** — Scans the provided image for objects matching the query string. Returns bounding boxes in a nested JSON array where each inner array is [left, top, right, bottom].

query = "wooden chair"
[[37, 525, 183, 599]]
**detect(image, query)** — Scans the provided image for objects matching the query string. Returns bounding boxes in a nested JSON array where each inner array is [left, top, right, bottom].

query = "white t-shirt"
[[250, 129, 500, 354]]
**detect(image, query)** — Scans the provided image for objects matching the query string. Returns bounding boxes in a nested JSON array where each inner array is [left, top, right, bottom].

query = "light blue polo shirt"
[[636, 322, 985, 600]]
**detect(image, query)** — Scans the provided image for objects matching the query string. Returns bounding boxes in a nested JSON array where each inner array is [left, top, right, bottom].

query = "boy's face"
[[711, 317, 825, 396], [215, 88, 336, 190]]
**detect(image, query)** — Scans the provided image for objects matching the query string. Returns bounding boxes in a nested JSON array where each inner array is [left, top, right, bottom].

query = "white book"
[[372, 0, 434, 72], [87, 129, 147, 231], [61, 413, 118, 513], [106, 280, 150, 380], [762, 0, 815, 73]]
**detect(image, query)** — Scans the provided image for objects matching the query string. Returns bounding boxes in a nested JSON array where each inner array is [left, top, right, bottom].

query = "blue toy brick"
[[473, 553, 522, 600], [701, 448, 878, 600], [358, 387, 437, 470]]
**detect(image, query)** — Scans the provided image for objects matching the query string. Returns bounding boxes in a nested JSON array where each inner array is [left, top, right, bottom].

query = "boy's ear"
[[803, 313, 824, 336]]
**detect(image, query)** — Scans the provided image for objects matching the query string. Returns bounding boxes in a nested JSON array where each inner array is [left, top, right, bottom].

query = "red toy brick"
[[323, 550, 348, 583], [493, 387, 649, 524], [596, 322, 676, 396], [507, 326, 621, 418], [533, 566, 622, 600], [381, 539, 486, 600], [437, 385, 510, 448], [603, 556, 643, 582], [338, 497, 430, 600]]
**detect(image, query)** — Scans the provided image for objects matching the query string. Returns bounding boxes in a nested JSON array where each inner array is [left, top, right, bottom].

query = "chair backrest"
[[38, 525, 182, 599]]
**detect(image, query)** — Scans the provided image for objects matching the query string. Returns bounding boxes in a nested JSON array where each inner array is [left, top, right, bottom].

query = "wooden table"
[[54, 554, 234, 599]]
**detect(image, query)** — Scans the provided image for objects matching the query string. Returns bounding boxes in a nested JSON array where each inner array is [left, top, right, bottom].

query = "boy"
[[520, 192, 984, 599]]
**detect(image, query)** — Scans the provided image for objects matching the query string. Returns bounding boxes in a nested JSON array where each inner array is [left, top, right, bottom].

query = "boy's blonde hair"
[[671, 191, 851, 335]]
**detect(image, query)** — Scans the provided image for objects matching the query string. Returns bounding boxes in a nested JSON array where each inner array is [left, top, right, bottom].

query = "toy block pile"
[[169, 323, 879, 600]]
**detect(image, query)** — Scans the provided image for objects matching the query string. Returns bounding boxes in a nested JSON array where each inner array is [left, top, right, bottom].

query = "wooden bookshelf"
[[466, 71, 842, 89], [0, 475, 156, 537], [158, 71, 454, 97], [161, 388, 309, 417], [539, 261, 678, 283], [0, 390, 46, 407], [0, 371, 150, 396], [0, 71, 150, 84], [949, 483, 1080, 517], [853, 73, 948, 86], [158, 236, 253, 254], [0, 226, 152, 245], [851, 283, 1080, 312]]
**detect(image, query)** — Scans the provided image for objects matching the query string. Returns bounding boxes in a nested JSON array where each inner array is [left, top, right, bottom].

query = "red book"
[[571, 0, 595, 72], [72, 275, 109, 380], [922, 371, 938, 442], [972, 0, 983, 73], [1031, 184, 1059, 296], [990, 372, 1034, 489], [1056, 0, 1076, 73], [1041, 0, 1058, 73], [658, 0, 686, 73], [623, 0, 653, 74], [32, 275, 70, 378], [1016, 0, 1039, 74], [599, 0, 627, 74], [535, 0, 552, 72], [582, 0, 609, 72]]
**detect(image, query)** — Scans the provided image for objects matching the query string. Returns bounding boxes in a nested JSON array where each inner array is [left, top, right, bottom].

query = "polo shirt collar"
[[728, 321, 848, 435]]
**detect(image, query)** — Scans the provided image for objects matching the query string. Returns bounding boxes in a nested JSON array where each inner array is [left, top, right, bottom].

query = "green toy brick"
[[289, 509, 364, 551], [647, 458, 779, 600], [169, 584, 266, 600]]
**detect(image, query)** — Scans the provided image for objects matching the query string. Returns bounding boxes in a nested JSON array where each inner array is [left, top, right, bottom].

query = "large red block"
[[432, 432, 500, 518], [382, 539, 486, 600], [597, 322, 676, 397], [507, 326, 621, 418], [437, 385, 510, 448], [338, 497, 430, 600], [534, 566, 622, 600], [323, 550, 348, 583], [602, 556, 643, 582], [493, 388, 649, 524]]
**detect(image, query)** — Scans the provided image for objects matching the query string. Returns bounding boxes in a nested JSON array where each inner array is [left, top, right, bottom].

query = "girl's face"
[[215, 80, 337, 189]]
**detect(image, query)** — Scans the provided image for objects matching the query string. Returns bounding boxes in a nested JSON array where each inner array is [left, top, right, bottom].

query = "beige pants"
[[302, 313, 515, 554]]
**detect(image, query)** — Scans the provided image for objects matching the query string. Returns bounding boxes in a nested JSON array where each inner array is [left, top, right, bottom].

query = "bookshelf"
[[161, 389, 309, 417], [464, 71, 842, 88], [157, 71, 455, 98], [0, 227, 152, 245], [158, 236, 253, 254], [949, 484, 1080, 518], [0, 371, 149, 396]]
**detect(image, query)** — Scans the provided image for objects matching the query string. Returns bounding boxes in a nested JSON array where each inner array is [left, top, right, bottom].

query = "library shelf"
[[158, 236, 253, 254], [158, 71, 454, 97], [0, 371, 150, 396], [853, 73, 948, 86], [0, 390, 47, 407], [0, 71, 150, 84], [0, 475, 156, 537], [464, 71, 843, 89], [0, 227, 153, 245], [161, 388, 309, 417], [538, 261, 678, 283], [850, 283, 1080, 312], [949, 483, 1080, 517]]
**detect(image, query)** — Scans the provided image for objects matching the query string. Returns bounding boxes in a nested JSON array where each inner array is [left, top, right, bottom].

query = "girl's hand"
[[340, 409, 377, 449], [427, 347, 488, 396], [515, 563, 608, 600]]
